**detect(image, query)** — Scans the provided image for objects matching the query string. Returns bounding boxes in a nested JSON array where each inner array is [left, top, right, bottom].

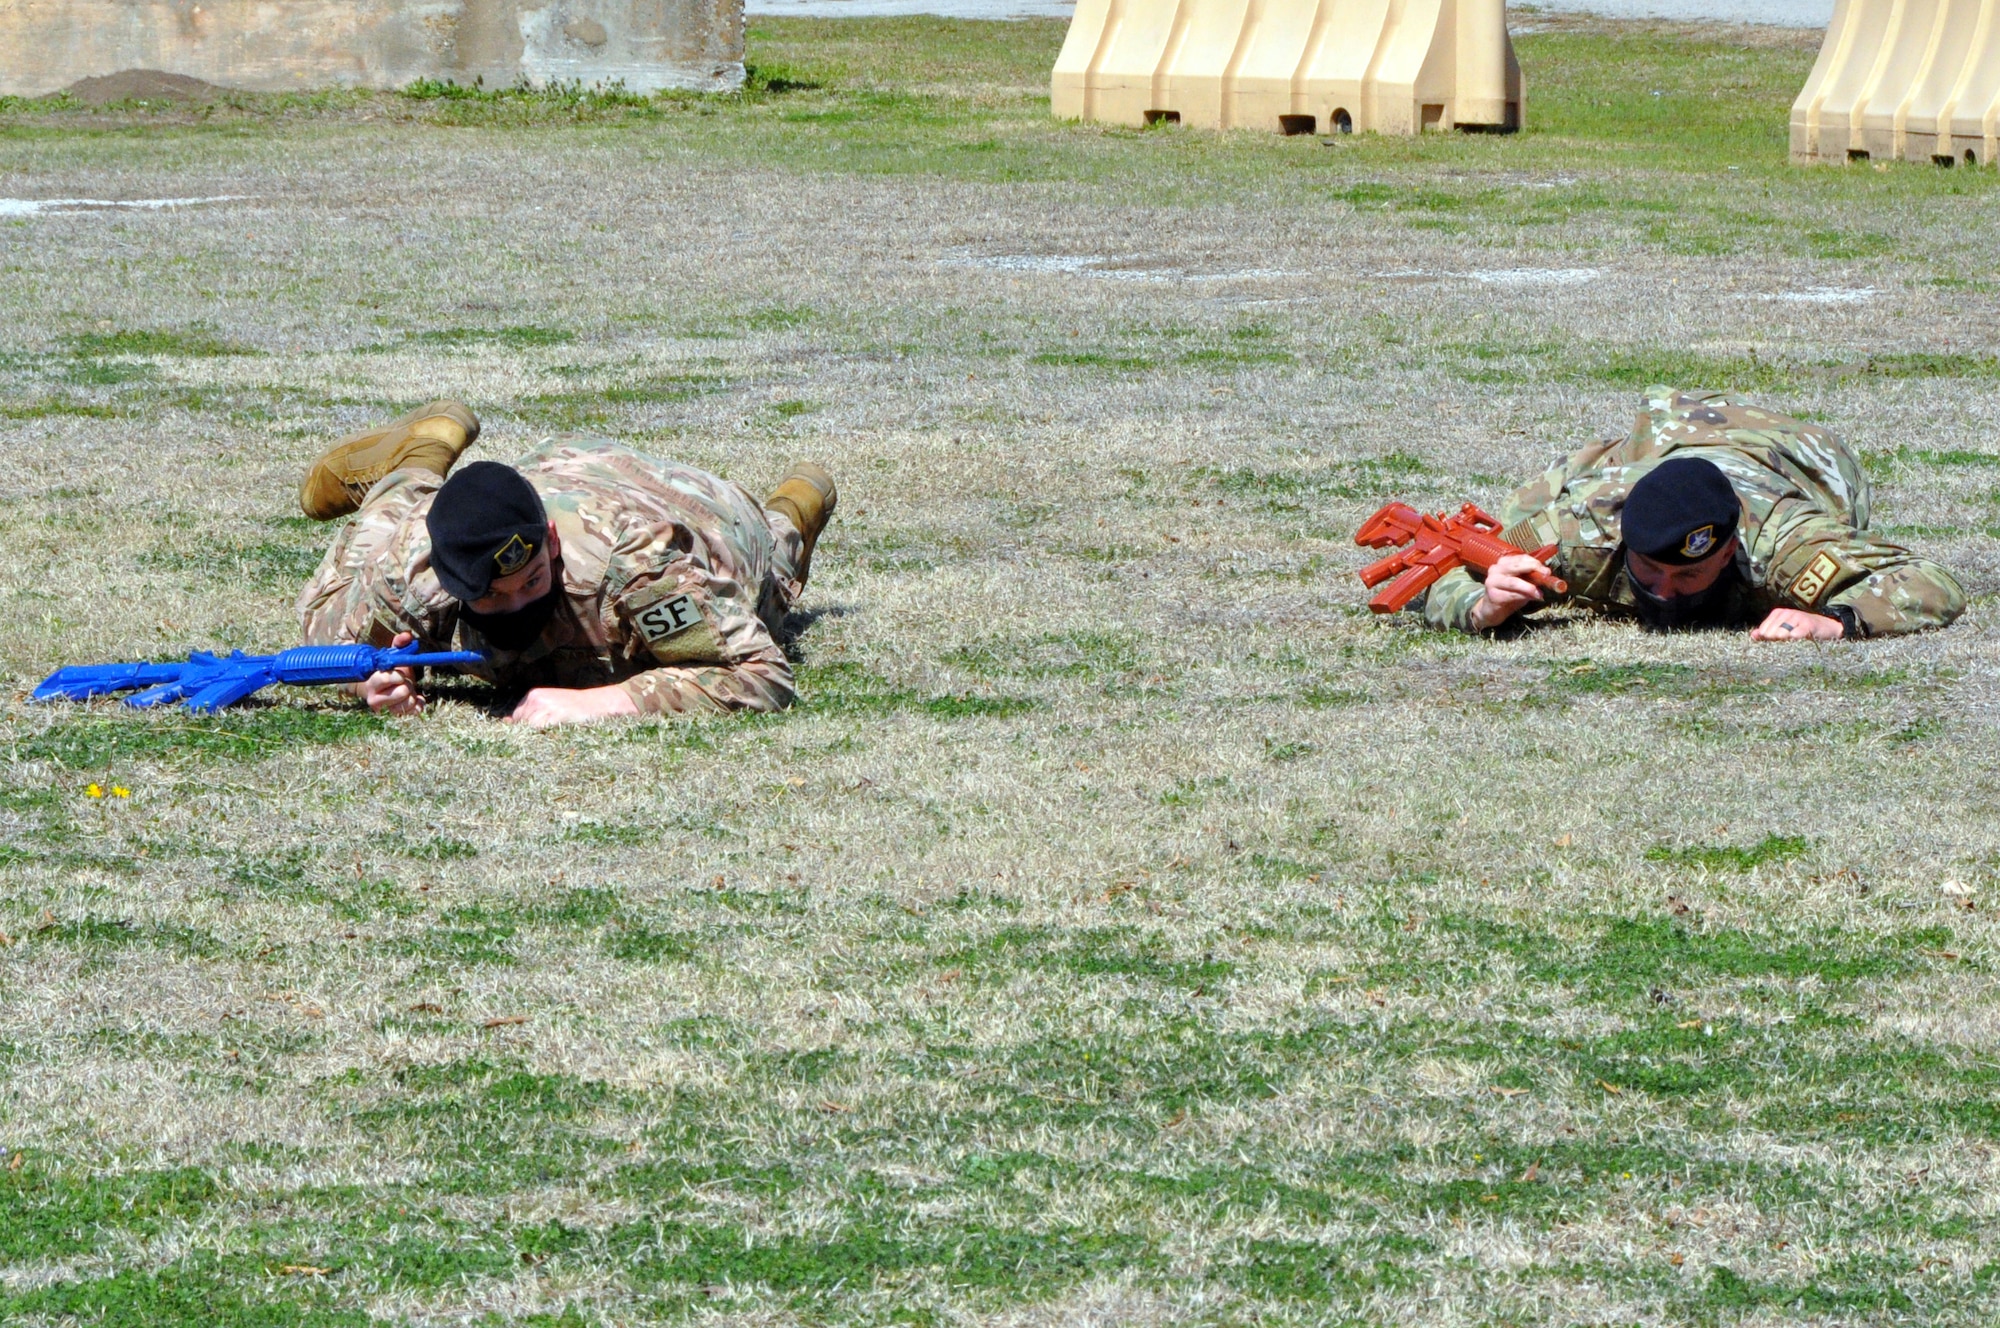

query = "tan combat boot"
[[764, 462, 837, 586], [298, 400, 480, 520]]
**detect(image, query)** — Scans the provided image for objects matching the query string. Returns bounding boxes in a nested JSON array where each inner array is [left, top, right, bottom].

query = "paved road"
[[747, 0, 1833, 24]]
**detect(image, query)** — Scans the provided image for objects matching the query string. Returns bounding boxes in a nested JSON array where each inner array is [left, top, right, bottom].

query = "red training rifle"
[[1354, 502, 1567, 614]]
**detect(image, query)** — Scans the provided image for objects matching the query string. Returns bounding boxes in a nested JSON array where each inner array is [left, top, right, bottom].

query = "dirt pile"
[[62, 69, 220, 105]]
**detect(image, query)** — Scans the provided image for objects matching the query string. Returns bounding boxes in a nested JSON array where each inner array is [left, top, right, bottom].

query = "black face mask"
[[1627, 555, 1738, 632], [459, 585, 561, 651]]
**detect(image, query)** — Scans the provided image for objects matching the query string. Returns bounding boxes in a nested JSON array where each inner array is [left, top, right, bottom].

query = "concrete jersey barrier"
[[1792, 0, 2000, 164], [0, 0, 746, 98], [1050, 0, 1521, 135]]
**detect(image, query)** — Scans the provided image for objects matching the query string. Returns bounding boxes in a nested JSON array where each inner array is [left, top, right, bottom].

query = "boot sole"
[[781, 462, 837, 515], [301, 400, 482, 519]]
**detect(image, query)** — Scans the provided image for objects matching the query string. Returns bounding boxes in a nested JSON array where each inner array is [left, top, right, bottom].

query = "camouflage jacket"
[[1423, 387, 1967, 638], [298, 438, 801, 715]]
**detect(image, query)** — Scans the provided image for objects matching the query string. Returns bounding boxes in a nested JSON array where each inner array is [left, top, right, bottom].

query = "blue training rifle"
[[32, 642, 486, 714]]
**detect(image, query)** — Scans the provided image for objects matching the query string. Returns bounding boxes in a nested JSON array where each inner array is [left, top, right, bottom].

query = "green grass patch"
[[389, 909, 517, 966], [63, 328, 256, 358], [0, 395, 120, 420], [1030, 350, 1158, 371], [141, 536, 325, 589], [518, 372, 727, 427], [943, 631, 1145, 680], [0, 1162, 219, 1259], [32, 915, 223, 957], [402, 325, 577, 350], [1645, 833, 1809, 873], [603, 924, 697, 962], [796, 662, 1038, 718], [13, 708, 388, 767], [0, 1263, 363, 1328]]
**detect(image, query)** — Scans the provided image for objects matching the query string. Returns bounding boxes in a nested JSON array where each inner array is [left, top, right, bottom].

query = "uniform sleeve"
[[610, 560, 795, 716], [1418, 439, 1617, 634], [296, 526, 428, 648], [294, 471, 454, 651], [1760, 499, 1966, 637], [1421, 568, 1490, 633], [618, 651, 795, 716]]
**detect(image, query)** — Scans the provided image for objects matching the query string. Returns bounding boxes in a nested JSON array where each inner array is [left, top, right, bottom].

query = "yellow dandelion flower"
[[112, 787, 130, 798], [85, 783, 103, 798]]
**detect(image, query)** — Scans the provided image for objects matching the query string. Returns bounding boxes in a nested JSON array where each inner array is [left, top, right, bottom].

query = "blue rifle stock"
[[33, 643, 486, 714]]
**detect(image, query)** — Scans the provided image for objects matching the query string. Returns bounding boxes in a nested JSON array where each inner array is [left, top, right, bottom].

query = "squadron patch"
[[629, 584, 726, 665], [1788, 550, 1843, 606], [493, 533, 536, 576], [1680, 524, 1717, 559], [635, 592, 702, 644]]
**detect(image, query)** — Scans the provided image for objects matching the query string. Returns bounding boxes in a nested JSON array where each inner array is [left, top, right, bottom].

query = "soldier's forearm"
[[1826, 561, 1968, 637], [620, 659, 796, 717], [1422, 568, 1490, 634]]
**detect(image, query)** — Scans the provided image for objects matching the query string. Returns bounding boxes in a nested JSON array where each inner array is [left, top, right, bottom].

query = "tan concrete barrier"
[[0, 0, 745, 98], [1792, 0, 2000, 164], [1051, 0, 1521, 135]]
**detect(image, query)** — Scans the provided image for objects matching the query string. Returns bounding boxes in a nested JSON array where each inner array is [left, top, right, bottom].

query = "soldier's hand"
[[505, 684, 641, 729], [357, 631, 425, 716], [1750, 608, 1845, 643], [1469, 553, 1553, 632]]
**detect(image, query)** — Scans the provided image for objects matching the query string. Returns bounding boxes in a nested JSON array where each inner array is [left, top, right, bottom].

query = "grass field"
[[5, 13, 2000, 1324]]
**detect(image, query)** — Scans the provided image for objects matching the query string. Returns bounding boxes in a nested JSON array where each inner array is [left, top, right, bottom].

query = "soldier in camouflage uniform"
[[294, 401, 836, 727], [1422, 386, 1966, 640]]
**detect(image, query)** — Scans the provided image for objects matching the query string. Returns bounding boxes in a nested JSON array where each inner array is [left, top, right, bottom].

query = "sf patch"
[[1681, 524, 1717, 559], [1788, 550, 1843, 607], [628, 584, 725, 665], [635, 593, 701, 643]]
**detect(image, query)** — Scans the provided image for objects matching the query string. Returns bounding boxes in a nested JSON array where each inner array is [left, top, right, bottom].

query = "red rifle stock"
[[1354, 502, 1567, 614]]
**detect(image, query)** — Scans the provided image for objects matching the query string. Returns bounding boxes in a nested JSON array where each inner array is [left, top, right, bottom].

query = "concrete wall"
[[0, 0, 745, 97]]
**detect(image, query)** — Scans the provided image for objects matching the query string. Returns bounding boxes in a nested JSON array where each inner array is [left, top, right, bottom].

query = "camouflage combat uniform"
[[1422, 386, 1966, 638], [298, 437, 805, 714]]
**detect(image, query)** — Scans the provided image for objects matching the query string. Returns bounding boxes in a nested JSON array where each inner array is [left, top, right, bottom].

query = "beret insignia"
[[493, 533, 536, 576], [1680, 524, 1716, 559]]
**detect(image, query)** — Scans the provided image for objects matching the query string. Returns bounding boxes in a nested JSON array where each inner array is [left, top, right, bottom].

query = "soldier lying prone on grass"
[[293, 401, 835, 728], [1421, 386, 1966, 641]]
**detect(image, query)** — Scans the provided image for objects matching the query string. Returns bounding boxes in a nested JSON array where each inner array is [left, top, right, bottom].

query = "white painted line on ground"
[[956, 252, 1135, 274], [1377, 267, 1601, 286], [0, 196, 250, 218], [1765, 286, 1878, 303], [944, 251, 1302, 282], [1463, 267, 1603, 286], [1183, 268, 1301, 281]]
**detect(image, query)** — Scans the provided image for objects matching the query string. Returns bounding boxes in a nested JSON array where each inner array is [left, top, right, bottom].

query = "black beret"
[[424, 461, 548, 601], [1622, 456, 1740, 565]]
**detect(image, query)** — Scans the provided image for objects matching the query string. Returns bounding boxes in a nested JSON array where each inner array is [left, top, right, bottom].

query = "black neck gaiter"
[[459, 586, 562, 651], [1627, 554, 1739, 632]]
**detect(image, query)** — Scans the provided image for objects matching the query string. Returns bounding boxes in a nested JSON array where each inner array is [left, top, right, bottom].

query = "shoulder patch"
[[627, 585, 726, 665], [1788, 550, 1843, 607], [635, 592, 701, 643]]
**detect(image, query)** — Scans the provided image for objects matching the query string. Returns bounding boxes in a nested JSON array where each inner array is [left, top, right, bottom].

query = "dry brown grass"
[[2, 13, 1999, 1325]]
